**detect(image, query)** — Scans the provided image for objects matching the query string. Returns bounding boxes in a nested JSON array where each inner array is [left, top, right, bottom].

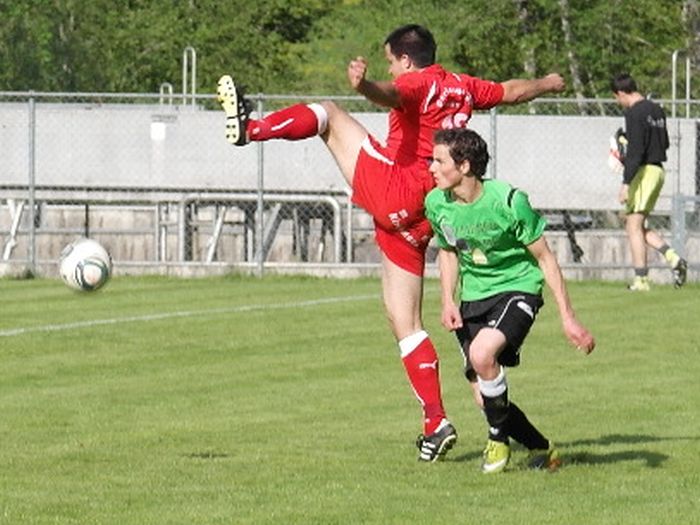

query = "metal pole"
[[671, 49, 679, 119], [489, 107, 497, 179], [670, 49, 691, 118], [178, 198, 186, 261], [159, 82, 173, 106], [685, 55, 691, 119], [345, 189, 353, 264], [256, 95, 265, 277], [27, 96, 36, 275], [677, 121, 682, 195], [670, 49, 689, 195], [182, 46, 196, 107], [671, 194, 686, 257]]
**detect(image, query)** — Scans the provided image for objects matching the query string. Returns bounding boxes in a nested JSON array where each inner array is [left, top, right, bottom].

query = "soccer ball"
[[59, 238, 112, 291]]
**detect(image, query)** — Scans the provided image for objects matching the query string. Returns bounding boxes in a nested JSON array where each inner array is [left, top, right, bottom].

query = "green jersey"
[[425, 179, 546, 301]]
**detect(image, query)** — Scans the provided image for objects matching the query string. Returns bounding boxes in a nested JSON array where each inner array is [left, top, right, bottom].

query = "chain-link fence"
[[1, 91, 699, 282]]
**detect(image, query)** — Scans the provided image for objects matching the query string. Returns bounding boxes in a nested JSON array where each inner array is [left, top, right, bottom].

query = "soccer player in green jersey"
[[424, 128, 596, 473]]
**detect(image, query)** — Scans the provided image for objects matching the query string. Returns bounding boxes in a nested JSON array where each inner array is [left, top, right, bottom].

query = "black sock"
[[482, 389, 510, 443], [634, 267, 648, 277], [507, 402, 549, 450]]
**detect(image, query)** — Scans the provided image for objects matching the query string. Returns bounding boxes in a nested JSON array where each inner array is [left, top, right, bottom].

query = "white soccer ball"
[[59, 238, 113, 291]]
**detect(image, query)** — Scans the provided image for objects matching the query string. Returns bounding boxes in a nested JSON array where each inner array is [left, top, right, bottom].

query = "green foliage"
[[1, 276, 699, 523], [0, 0, 696, 98], [451, 0, 531, 80], [449, 0, 688, 98]]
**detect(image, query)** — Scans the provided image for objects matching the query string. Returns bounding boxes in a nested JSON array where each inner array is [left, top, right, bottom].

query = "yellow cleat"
[[627, 276, 650, 292], [482, 439, 510, 474]]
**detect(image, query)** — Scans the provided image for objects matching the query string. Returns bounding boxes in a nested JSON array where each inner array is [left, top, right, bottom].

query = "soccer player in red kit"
[[217, 24, 564, 462]]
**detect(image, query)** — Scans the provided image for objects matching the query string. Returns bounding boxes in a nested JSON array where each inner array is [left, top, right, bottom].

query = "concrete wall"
[[2, 103, 697, 211], [2, 101, 698, 282]]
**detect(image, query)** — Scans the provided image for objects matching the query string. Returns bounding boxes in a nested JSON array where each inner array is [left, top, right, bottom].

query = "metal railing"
[[1, 90, 698, 282]]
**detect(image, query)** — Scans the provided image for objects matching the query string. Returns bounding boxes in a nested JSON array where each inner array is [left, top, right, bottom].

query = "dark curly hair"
[[434, 128, 490, 178]]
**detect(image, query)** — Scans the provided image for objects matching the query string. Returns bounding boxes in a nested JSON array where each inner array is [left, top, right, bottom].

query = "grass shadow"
[[183, 451, 231, 460], [564, 433, 700, 447], [448, 433, 699, 467], [560, 433, 700, 468], [565, 449, 667, 468]]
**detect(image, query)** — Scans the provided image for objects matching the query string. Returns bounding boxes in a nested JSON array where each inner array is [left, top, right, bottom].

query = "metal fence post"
[[27, 95, 36, 275], [182, 46, 196, 107], [671, 193, 686, 258], [489, 106, 497, 179], [255, 95, 265, 277]]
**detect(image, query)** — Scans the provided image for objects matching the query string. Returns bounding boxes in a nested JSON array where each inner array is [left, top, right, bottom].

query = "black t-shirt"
[[623, 99, 670, 184]]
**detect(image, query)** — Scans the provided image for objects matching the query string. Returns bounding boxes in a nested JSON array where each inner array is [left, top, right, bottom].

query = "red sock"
[[248, 103, 321, 141], [400, 333, 446, 435]]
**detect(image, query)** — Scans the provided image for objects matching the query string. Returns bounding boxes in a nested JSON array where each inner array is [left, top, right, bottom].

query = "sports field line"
[[0, 294, 377, 338]]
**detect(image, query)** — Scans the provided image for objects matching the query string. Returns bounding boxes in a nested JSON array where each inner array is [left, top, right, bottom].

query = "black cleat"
[[672, 258, 688, 288], [415, 421, 457, 462]]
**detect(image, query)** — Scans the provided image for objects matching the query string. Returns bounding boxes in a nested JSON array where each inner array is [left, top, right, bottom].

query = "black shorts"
[[455, 291, 544, 381]]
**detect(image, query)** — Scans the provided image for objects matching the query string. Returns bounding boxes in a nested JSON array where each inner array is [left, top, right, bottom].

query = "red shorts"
[[352, 135, 435, 276]]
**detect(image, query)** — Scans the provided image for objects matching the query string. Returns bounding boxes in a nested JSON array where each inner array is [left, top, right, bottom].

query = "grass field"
[[1, 274, 698, 524]]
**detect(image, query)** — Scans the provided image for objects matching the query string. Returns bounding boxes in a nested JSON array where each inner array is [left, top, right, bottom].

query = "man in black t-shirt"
[[611, 73, 687, 290]]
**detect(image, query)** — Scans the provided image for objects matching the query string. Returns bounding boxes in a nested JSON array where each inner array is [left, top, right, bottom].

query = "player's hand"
[[618, 184, 629, 204], [544, 73, 565, 93], [562, 317, 595, 354], [441, 302, 463, 331], [608, 136, 625, 175], [347, 56, 368, 91], [608, 153, 624, 175]]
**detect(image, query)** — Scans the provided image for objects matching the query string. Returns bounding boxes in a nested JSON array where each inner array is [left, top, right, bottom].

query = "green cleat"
[[627, 276, 650, 292], [481, 439, 510, 474], [527, 443, 562, 471]]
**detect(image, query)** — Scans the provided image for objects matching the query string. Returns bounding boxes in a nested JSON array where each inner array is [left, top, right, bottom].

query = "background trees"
[[0, 0, 697, 99]]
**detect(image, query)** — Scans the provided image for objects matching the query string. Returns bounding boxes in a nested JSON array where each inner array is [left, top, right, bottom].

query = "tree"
[[0, 0, 696, 101], [512, 0, 538, 77]]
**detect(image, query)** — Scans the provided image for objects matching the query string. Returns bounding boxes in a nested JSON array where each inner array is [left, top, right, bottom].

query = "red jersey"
[[386, 64, 504, 165]]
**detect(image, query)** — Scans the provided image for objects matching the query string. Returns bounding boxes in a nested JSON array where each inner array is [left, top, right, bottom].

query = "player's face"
[[384, 44, 409, 79], [612, 91, 623, 106], [430, 144, 467, 190], [612, 91, 630, 108]]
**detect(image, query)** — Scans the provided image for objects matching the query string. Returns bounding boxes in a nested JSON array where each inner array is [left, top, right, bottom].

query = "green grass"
[[1, 275, 699, 524]]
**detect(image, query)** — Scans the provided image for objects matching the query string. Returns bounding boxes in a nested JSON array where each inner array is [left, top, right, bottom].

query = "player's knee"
[[469, 346, 498, 376], [397, 329, 428, 357], [390, 320, 426, 342], [319, 100, 341, 121]]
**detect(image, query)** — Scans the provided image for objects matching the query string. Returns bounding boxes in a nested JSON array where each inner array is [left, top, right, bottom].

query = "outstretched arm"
[[347, 56, 401, 109], [500, 73, 565, 104], [527, 236, 595, 353]]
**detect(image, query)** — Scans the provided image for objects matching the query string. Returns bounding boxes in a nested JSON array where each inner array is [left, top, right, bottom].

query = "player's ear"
[[400, 54, 413, 70], [460, 159, 472, 176]]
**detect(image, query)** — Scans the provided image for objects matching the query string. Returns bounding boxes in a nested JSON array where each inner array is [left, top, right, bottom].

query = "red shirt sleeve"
[[463, 75, 504, 109]]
